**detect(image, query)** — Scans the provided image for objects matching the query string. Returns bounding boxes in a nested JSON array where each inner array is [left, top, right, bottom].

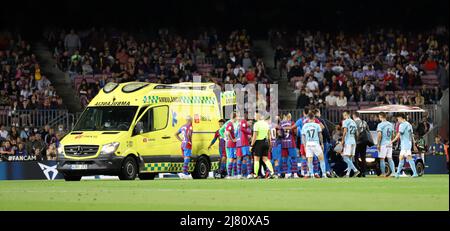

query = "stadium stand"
[[0, 31, 68, 161], [46, 28, 272, 108], [268, 28, 449, 110], [273, 27, 449, 152], [1, 27, 448, 162]]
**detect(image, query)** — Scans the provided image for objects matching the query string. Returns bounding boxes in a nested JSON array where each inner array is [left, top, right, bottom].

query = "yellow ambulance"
[[57, 82, 228, 181]]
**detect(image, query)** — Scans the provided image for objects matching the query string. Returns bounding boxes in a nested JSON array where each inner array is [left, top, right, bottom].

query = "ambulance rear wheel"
[[192, 156, 210, 179], [119, 157, 137, 180], [138, 173, 156, 180]]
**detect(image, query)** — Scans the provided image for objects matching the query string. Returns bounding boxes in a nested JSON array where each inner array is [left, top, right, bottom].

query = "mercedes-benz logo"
[[74, 146, 84, 156]]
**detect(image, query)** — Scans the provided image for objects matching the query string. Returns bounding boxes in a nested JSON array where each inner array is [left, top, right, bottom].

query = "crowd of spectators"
[[0, 32, 66, 125], [302, 84, 445, 109], [0, 31, 67, 161], [269, 28, 449, 110], [46, 28, 272, 107], [0, 123, 68, 161]]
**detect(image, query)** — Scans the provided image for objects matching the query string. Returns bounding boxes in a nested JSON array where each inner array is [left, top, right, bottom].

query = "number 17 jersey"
[[301, 122, 322, 144]]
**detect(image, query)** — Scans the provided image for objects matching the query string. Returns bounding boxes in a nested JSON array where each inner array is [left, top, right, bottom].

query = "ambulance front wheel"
[[192, 156, 210, 179], [119, 157, 138, 180]]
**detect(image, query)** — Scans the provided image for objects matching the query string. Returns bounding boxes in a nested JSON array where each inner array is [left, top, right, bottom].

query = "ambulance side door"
[[133, 105, 171, 157]]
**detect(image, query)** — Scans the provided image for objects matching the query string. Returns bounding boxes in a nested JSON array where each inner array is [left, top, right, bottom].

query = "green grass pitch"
[[0, 175, 448, 211]]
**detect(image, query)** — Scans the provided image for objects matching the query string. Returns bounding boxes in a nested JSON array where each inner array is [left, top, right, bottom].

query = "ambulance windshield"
[[74, 106, 138, 131]]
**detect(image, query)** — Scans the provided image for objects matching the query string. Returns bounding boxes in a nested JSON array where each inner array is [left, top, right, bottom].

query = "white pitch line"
[[0, 188, 303, 194]]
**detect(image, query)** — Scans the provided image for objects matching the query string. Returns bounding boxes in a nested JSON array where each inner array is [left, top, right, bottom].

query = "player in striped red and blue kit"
[[209, 119, 227, 177], [236, 114, 253, 179], [390, 113, 419, 178], [175, 115, 193, 179], [225, 113, 238, 179], [280, 113, 299, 178], [294, 112, 307, 176], [269, 116, 282, 177]]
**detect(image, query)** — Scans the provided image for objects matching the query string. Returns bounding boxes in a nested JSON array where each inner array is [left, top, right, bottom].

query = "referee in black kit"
[[250, 112, 275, 179]]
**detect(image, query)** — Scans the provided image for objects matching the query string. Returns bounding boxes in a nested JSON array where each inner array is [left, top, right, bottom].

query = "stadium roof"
[[1, 0, 448, 36]]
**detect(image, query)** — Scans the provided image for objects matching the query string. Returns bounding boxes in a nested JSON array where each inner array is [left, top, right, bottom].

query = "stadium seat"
[[347, 101, 357, 106], [359, 101, 369, 106]]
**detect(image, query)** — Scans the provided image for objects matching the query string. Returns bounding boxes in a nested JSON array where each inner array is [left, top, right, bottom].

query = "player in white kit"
[[376, 112, 396, 177], [390, 113, 419, 178], [301, 112, 327, 178], [341, 111, 361, 177]]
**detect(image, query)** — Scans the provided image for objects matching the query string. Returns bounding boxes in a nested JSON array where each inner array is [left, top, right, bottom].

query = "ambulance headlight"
[[57, 145, 64, 155], [100, 142, 120, 155]]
